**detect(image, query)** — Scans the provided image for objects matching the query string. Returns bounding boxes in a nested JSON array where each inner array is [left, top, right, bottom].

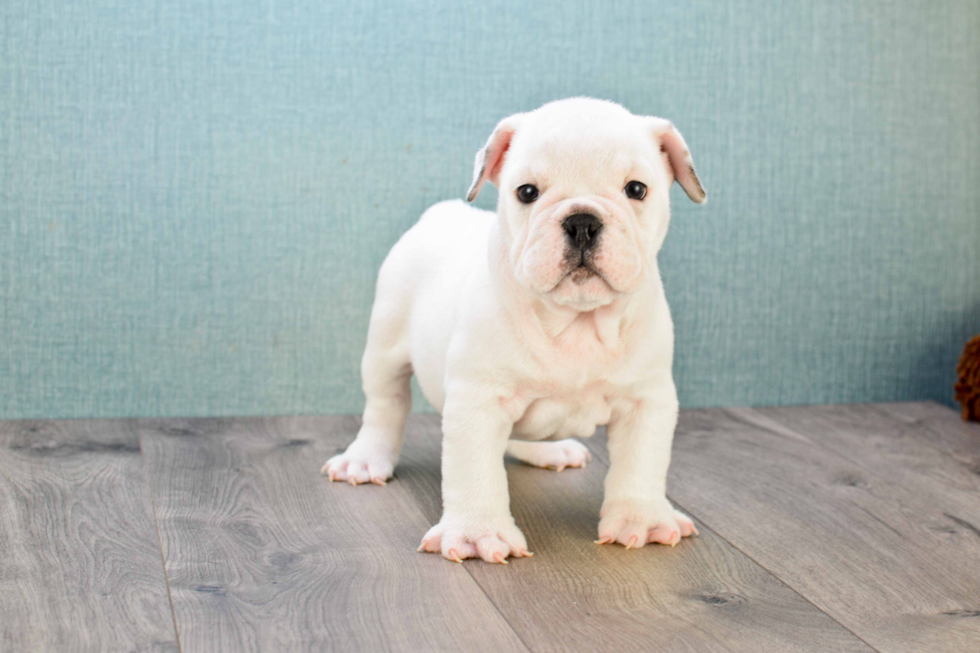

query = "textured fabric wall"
[[2, 1, 978, 419]]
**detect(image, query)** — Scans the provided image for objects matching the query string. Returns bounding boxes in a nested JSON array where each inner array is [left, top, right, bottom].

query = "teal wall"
[[2, 1, 978, 419]]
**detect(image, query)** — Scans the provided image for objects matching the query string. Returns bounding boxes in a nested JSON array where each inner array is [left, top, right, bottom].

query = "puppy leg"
[[506, 439, 591, 471], [597, 378, 698, 548], [419, 393, 529, 563], [322, 300, 412, 486]]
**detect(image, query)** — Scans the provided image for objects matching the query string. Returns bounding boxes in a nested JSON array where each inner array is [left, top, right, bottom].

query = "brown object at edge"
[[954, 334, 980, 421]]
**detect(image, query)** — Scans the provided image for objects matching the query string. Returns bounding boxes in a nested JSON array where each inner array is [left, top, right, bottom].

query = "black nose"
[[562, 213, 602, 251]]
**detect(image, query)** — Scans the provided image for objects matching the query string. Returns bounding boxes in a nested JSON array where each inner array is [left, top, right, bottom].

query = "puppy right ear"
[[466, 114, 524, 202]]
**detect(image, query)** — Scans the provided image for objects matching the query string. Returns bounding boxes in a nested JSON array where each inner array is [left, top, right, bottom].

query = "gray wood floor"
[[1, 403, 978, 652]]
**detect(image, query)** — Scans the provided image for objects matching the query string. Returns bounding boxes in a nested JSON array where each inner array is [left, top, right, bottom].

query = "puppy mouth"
[[550, 253, 611, 291], [568, 264, 600, 285]]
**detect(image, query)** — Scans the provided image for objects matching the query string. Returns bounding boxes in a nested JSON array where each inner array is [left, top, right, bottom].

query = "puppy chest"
[[511, 391, 614, 441]]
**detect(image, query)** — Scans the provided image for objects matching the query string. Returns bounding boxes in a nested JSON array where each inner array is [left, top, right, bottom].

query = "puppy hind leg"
[[506, 439, 591, 472], [322, 307, 412, 486]]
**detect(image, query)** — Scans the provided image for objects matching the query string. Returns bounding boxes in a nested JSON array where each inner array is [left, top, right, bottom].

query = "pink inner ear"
[[485, 138, 512, 187], [660, 145, 674, 183]]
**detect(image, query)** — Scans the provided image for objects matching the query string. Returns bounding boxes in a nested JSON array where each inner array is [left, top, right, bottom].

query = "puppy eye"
[[516, 184, 539, 204], [624, 180, 647, 200]]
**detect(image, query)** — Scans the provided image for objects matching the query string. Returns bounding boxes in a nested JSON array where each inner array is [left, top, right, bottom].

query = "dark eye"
[[516, 184, 539, 204], [625, 180, 647, 200]]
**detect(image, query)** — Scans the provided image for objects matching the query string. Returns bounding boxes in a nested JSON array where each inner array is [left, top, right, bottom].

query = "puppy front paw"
[[321, 439, 397, 486], [597, 500, 698, 549], [418, 514, 531, 564]]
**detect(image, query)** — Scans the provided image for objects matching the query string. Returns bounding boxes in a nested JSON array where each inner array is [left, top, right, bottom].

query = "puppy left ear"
[[648, 118, 707, 204], [466, 114, 525, 202]]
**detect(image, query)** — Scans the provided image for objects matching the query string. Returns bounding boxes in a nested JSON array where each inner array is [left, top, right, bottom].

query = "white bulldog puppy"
[[323, 97, 707, 563]]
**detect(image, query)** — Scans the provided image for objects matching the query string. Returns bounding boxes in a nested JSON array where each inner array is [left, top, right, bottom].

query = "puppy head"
[[467, 98, 706, 312]]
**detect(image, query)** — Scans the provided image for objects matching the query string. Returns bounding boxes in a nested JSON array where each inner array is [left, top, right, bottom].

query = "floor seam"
[[135, 418, 183, 653], [461, 565, 536, 653]]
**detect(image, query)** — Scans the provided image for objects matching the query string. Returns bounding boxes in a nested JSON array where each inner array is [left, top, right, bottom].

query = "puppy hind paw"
[[321, 445, 396, 486], [510, 439, 592, 472]]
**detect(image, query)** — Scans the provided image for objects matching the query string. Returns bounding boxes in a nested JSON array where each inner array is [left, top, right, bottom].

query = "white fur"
[[323, 98, 705, 563]]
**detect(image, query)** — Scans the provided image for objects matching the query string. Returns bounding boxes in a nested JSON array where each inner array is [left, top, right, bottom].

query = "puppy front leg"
[[599, 380, 698, 548], [419, 393, 530, 564]]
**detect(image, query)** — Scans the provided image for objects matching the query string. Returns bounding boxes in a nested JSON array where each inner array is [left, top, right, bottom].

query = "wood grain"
[[0, 419, 178, 652], [662, 405, 980, 652], [138, 415, 528, 653], [396, 415, 873, 653]]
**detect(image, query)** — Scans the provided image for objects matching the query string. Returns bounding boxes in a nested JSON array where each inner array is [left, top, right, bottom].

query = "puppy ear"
[[648, 118, 706, 204], [466, 114, 524, 202]]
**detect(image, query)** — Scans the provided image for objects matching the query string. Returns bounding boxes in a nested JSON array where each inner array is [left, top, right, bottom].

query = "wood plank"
[[396, 415, 874, 653], [0, 419, 179, 652], [661, 405, 980, 653], [756, 403, 980, 537], [878, 401, 980, 473], [138, 415, 528, 653]]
